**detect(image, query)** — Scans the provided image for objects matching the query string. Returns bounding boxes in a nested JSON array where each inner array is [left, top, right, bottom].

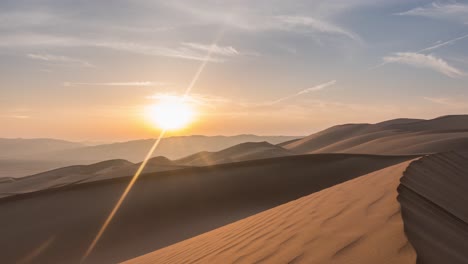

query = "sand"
[[0, 154, 414, 264], [0, 158, 188, 198], [126, 160, 417, 264], [175, 141, 293, 166], [398, 152, 468, 264], [283, 115, 468, 155]]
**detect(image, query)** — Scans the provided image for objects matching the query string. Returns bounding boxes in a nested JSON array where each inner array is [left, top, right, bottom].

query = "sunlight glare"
[[146, 96, 195, 130]]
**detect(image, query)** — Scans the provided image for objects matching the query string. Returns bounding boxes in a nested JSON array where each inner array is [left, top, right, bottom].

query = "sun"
[[145, 96, 196, 130]]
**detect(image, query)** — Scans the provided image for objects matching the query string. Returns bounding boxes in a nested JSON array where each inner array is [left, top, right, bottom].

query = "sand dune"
[[175, 141, 293, 166], [398, 152, 468, 264], [0, 135, 300, 178], [0, 154, 413, 264], [283, 115, 468, 155], [0, 142, 292, 197], [126, 160, 417, 264], [41, 135, 301, 162], [0, 157, 188, 198]]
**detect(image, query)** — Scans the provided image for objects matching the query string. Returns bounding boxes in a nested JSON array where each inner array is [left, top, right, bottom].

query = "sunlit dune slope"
[[0, 157, 188, 198], [126, 160, 417, 264], [0, 154, 413, 264], [283, 115, 468, 155], [175, 141, 293, 166]]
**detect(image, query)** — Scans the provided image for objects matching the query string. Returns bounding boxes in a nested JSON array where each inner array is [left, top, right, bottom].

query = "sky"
[[1, 0, 467, 141]]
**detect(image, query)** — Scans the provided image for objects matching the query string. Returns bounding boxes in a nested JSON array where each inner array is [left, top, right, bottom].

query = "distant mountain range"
[[0, 135, 301, 177], [2, 115, 468, 179], [0, 135, 300, 161]]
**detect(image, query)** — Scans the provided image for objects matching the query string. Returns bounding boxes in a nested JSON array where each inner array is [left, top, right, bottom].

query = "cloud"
[[373, 32, 468, 71], [168, 2, 362, 43], [4, 115, 30, 119], [417, 33, 468, 53], [27, 53, 95, 67], [397, 2, 468, 24], [1, 34, 238, 62], [182, 43, 239, 56], [383, 52, 465, 78], [147, 92, 231, 109], [270, 80, 337, 104], [93, 41, 228, 62], [275, 16, 362, 42], [423, 97, 468, 109], [64, 81, 168, 87]]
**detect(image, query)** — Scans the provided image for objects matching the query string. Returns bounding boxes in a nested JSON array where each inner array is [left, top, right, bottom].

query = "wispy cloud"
[[147, 92, 231, 109], [93, 41, 229, 62], [27, 53, 95, 68], [1, 34, 239, 62], [417, 33, 468, 53], [270, 80, 337, 104], [423, 96, 468, 109], [373, 32, 468, 71], [275, 16, 362, 42], [397, 2, 468, 24], [64, 81, 169, 87], [383, 52, 465, 78], [168, 2, 362, 43], [3, 115, 30, 119], [182, 43, 239, 56]]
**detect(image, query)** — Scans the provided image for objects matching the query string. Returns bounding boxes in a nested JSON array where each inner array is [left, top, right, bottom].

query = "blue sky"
[[0, 0, 467, 140]]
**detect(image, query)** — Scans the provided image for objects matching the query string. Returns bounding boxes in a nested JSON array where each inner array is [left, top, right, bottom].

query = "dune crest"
[[398, 152, 468, 264], [283, 115, 468, 155], [126, 160, 417, 264]]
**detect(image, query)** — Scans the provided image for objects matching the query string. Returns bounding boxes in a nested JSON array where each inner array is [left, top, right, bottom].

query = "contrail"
[[370, 32, 468, 71], [81, 29, 226, 263], [417, 33, 468, 53], [270, 80, 336, 105]]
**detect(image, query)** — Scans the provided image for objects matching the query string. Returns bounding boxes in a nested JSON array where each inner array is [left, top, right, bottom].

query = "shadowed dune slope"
[[126, 160, 417, 264], [0, 142, 293, 198], [175, 141, 294, 166], [0, 154, 414, 264], [0, 157, 188, 198], [283, 115, 468, 155], [398, 152, 468, 264]]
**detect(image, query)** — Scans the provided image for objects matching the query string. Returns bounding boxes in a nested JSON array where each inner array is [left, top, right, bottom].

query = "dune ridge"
[[283, 115, 468, 155], [175, 141, 293, 166], [0, 135, 300, 178], [398, 152, 468, 264], [0, 158, 189, 198], [126, 160, 417, 264]]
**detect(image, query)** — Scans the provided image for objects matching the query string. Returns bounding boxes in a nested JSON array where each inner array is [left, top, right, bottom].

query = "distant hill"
[[0, 138, 84, 158], [0, 135, 300, 177], [175, 141, 294, 166], [0, 157, 189, 198], [34, 135, 301, 162], [282, 115, 468, 155], [0, 141, 295, 197]]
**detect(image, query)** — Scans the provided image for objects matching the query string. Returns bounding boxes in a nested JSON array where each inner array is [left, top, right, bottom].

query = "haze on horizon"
[[1, 0, 468, 141]]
